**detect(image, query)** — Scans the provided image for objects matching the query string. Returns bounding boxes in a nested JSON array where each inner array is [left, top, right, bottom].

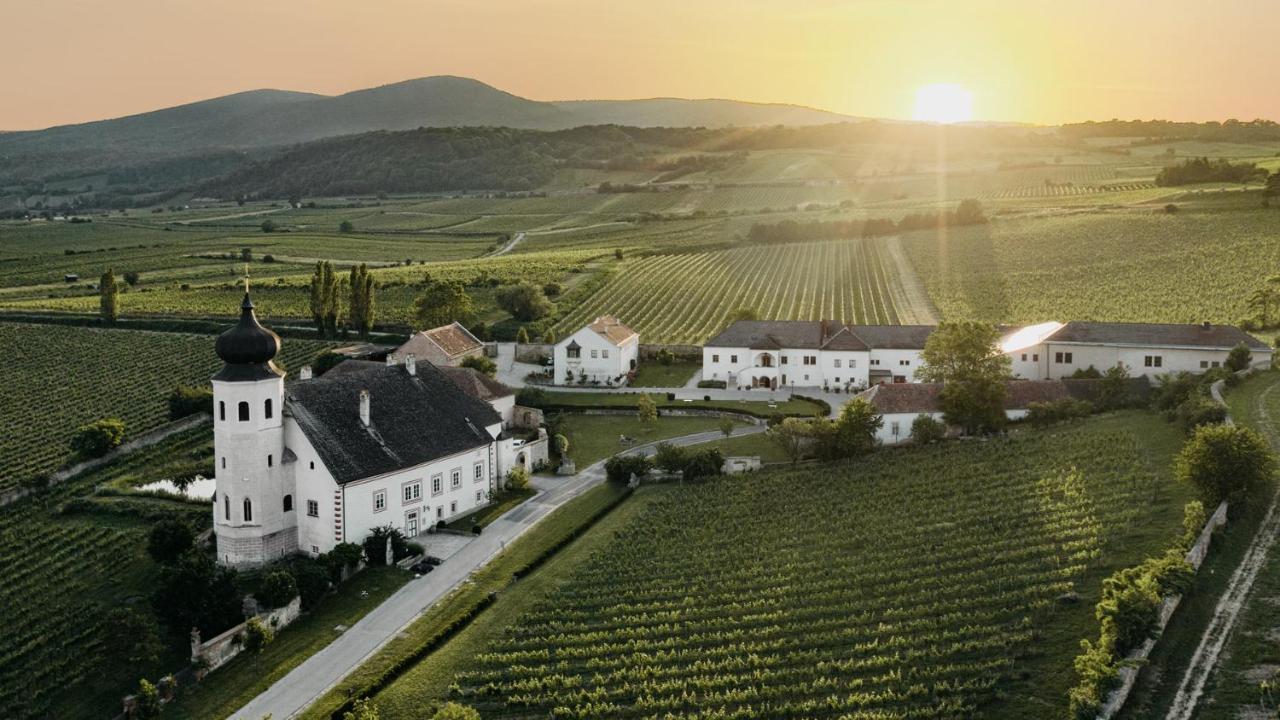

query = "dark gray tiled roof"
[[286, 360, 500, 485], [705, 321, 931, 350], [1047, 322, 1269, 351], [860, 380, 1072, 414]]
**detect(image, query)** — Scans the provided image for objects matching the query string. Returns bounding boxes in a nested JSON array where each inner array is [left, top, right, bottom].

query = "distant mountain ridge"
[[0, 76, 861, 159]]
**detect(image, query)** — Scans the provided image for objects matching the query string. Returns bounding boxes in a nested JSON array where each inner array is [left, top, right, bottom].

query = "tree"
[[347, 264, 376, 338], [71, 418, 126, 458], [1264, 170, 1280, 203], [344, 698, 383, 720], [1097, 364, 1133, 411], [260, 219, 276, 233], [495, 282, 553, 321], [313, 349, 346, 376], [257, 570, 299, 608], [653, 442, 688, 474], [460, 354, 497, 377], [769, 417, 813, 464], [516, 327, 530, 344], [414, 277, 475, 329], [168, 385, 213, 419], [147, 518, 194, 566], [1248, 287, 1278, 328], [552, 433, 569, 456], [243, 616, 274, 652], [636, 394, 658, 424], [953, 198, 987, 225], [339, 220, 355, 233], [308, 261, 341, 337], [683, 447, 724, 480], [1176, 424, 1274, 509], [99, 268, 119, 323], [134, 678, 161, 719], [430, 703, 479, 720], [917, 321, 1011, 435], [103, 607, 163, 667], [123, 271, 140, 286], [1226, 342, 1252, 372], [719, 418, 735, 438], [152, 549, 242, 636], [604, 454, 651, 482], [910, 415, 946, 444], [362, 526, 411, 566], [828, 398, 883, 458]]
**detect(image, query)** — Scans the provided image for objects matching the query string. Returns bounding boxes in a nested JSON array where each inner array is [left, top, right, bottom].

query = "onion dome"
[[215, 292, 281, 367]]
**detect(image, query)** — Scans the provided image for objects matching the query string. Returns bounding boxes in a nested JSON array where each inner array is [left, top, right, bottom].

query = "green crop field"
[[551, 237, 936, 344], [0, 323, 333, 494], [367, 412, 1192, 719]]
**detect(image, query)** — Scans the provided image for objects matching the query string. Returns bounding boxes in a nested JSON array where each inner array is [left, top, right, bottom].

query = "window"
[[1212, 361, 1221, 368], [730, 355, 738, 363], [834, 359, 842, 368], [243, 498, 253, 523], [267, 454, 273, 468], [1033, 354, 1039, 362], [451, 469, 461, 489], [450, 501, 457, 514], [264, 398, 273, 419], [221, 457, 226, 469], [474, 463, 484, 482], [1200, 360, 1209, 369], [311, 545, 319, 555], [436, 507, 443, 519], [476, 490, 484, 503], [219, 401, 226, 422], [899, 359, 910, 366], [403, 481, 422, 503], [803, 374, 810, 381], [374, 491, 386, 512], [891, 421, 900, 437], [1055, 352, 1073, 364], [591, 349, 598, 359], [238, 401, 250, 422], [309, 461, 315, 470], [432, 474, 442, 496], [224, 495, 230, 521], [781, 356, 789, 365], [712, 354, 720, 363], [283, 495, 293, 512], [307, 500, 319, 517], [850, 359, 856, 368], [602, 349, 609, 358], [1020, 353, 1027, 362], [1144, 355, 1163, 368], [871, 359, 881, 366], [802, 356, 817, 366], [834, 377, 840, 383]]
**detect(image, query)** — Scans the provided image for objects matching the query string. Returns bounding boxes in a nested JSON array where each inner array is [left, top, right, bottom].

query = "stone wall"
[[511, 405, 545, 431], [190, 596, 303, 674]]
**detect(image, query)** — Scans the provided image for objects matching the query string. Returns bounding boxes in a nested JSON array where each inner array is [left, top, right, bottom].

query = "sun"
[[912, 83, 975, 124]]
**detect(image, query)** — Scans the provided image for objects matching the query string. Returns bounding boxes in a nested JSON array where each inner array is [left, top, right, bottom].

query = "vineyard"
[[371, 414, 1192, 719], [0, 428, 212, 719], [551, 238, 936, 344], [0, 323, 333, 494], [899, 206, 1280, 326]]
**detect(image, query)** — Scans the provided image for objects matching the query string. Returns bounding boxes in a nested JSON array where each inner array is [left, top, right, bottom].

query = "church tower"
[[212, 289, 296, 567]]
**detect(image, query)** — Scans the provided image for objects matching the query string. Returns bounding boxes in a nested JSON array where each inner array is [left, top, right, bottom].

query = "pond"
[[138, 475, 216, 500]]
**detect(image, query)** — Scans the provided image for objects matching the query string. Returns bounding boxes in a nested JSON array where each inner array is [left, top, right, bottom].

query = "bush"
[[652, 442, 688, 474], [431, 702, 481, 720], [322, 542, 365, 582], [243, 616, 274, 653], [542, 282, 563, 298], [515, 386, 549, 408], [605, 454, 652, 483], [506, 466, 530, 490], [1152, 372, 1201, 415], [70, 418, 126, 458], [147, 518, 194, 566], [1177, 423, 1276, 509], [655, 348, 675, 366], [683, 447, 724, 480], [290, 559, 330, 609], [134, 678, 162, 719], [257, 570, 299, 608], [495, 282, 553, 321], [1026, 398, 1094, 428], [459, 354, 497, 377], [910, 415, 946, 444], [552, 433, 569, 456], [362, 526, 412, 566], [696, 379, 727, 389], [1227, 342, 1252, 372], [167, 385, 213, 420], [1176, 396, 1228, 434]]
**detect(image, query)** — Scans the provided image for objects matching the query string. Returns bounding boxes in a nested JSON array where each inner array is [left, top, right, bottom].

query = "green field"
[[363, 412, 1192, 719], [0, 322, 333, 494]]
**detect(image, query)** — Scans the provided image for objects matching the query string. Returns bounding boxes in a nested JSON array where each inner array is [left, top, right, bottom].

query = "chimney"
[[299, 365, 313, 380], [406, 354, 417, 376], [1202, 321, 1212, 330], [358, 390, 371, 426], [386, 354, 396, 367]]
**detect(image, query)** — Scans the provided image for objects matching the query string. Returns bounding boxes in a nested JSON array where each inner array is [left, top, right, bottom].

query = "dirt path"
[[1165, 378, 1280, 720], [486, 231, 525, 257], [877, 236, 939, 325]]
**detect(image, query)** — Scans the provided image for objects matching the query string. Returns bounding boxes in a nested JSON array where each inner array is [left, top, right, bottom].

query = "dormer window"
[[566, 341, 581, 359]]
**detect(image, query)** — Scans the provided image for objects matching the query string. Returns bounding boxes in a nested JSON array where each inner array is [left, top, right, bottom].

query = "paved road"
[[487, 231, 525, 257], [229, 423, 766, 720]]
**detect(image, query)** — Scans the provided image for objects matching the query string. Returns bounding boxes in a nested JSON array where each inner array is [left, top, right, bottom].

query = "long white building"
[[703, 319, 1270, 391], [211, 292, 521, 568]]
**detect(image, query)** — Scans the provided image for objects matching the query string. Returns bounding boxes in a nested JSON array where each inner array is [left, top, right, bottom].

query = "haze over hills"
[[0, 75, 861, 159]]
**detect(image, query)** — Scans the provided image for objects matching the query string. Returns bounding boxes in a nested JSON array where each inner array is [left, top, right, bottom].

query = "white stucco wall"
[[876, 411, 945, 445], [554, 327, 637, 385], [1041, 343, 1259, 380]]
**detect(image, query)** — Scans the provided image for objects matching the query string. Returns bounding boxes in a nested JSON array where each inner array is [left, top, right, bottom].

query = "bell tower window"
[[264, 398, 273, 419], [238, 401, 250, 422], [283, 495, 293, 512], [243, 498, 253, 523], [219, 401, 226, 422], [224, 495, 230, 521]]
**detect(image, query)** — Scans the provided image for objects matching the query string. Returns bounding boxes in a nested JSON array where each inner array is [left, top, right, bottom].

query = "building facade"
[[553, 315, 639, 385]]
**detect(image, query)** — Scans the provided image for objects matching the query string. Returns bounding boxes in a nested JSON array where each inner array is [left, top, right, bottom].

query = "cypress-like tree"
[[322, 262, 340, 337], [348, 264, 376, 338], [308, 262, 326, 335], [99, 268, 119, 323]]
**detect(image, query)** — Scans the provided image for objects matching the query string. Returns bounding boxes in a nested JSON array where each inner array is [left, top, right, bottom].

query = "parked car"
[[410, 560, 435, 575]]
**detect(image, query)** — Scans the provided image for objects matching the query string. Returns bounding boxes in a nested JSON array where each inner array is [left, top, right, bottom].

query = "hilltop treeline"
[[1061, 119, 1280, 142], [746, 199, 988, 244], [1154, 157, 1266, 186]]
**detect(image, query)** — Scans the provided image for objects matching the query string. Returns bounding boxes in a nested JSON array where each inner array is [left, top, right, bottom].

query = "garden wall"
[[190, 596, 303, 674]]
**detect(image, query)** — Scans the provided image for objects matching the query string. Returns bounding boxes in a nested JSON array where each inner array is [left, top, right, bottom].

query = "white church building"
[[211, 292, 520, 568]]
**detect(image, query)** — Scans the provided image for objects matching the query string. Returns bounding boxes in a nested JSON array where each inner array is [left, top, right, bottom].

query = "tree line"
[[745, 199, 987, 245], [1154, 157, 1267, 186]]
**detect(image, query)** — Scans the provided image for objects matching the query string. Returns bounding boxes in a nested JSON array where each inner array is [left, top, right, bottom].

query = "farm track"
[[878, 236, 939, 325], [1164, 378, 1280, 720]]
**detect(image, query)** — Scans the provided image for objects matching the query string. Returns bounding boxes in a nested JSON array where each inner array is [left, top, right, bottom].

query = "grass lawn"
[[538, 389, 827, 418], [630, 361, 699, 387], [162, 566, 411, 720], [555, 414, 745, 467], [687, 430, 791, 464], [298, 482, 632, 720], [1117, 370, 1280, 719], [443, 487, 536, 530]]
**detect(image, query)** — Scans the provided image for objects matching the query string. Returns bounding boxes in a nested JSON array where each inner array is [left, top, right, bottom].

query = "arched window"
[[224, 495, 230, 521], [219, 401, 226, 422], [283, 494, 293, 512], [267, 454, 273, 468], [238, 401, 250, 422], [264, 398, 273, 420], [220, 457, 226, 469], [243, 497, 253, 523]]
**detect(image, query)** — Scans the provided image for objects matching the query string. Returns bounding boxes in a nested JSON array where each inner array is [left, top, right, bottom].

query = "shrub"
[[260, 220, 276, 233], [515, 386, 549, 408], [683, 447, 724, 480], [542, 282, 563, 298], [653, 442, 688, 474], [123, 271, 141, 286], [910, 415, 946, 444], [1177, 423, 1275, 509], [362, 526, 412, 566], [134, 678, 162, 719], [243, 616, 274, 652], [1026, 398, 1094, 428], [290, 559, 330, 609], [147, 518, 194, 566], [552, 433, 569, 456], [343, 698, 382, 720], [167, 385, 213, 420], [459, 354, 497, 377], [655, 348, 675, 366], [322, 542, 365, 582], [257, 570, 299, 608], [605, 454, 652, 483], [697, 379, 727, 389], [1176, 396, 1228, 434], [431, 702, 481, 719], [1152, 372, 1200, 415], [506, 466, 530, 490], [70, 418, 126, 458], [495, 282, 552, 321], [1227, 342, 1252, 372]]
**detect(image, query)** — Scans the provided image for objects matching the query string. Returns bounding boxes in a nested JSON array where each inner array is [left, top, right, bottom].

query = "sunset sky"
[[5, 0, 1278, 131]]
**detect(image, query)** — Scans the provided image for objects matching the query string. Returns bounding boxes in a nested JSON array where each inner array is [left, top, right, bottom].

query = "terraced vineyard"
[[0, 323, 333, 494], [551, 238, 934, 344], [411, 415, 1191, 719]]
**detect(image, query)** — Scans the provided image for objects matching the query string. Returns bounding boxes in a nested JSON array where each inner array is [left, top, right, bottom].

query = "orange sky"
[[5, 0, 1278, 131]]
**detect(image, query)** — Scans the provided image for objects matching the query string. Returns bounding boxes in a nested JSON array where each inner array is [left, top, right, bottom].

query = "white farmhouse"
[[211, 292, 519, 568], [553, 315, 639, 386], [858, 380, 1075, 445], [701, 320, 933, 391]]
